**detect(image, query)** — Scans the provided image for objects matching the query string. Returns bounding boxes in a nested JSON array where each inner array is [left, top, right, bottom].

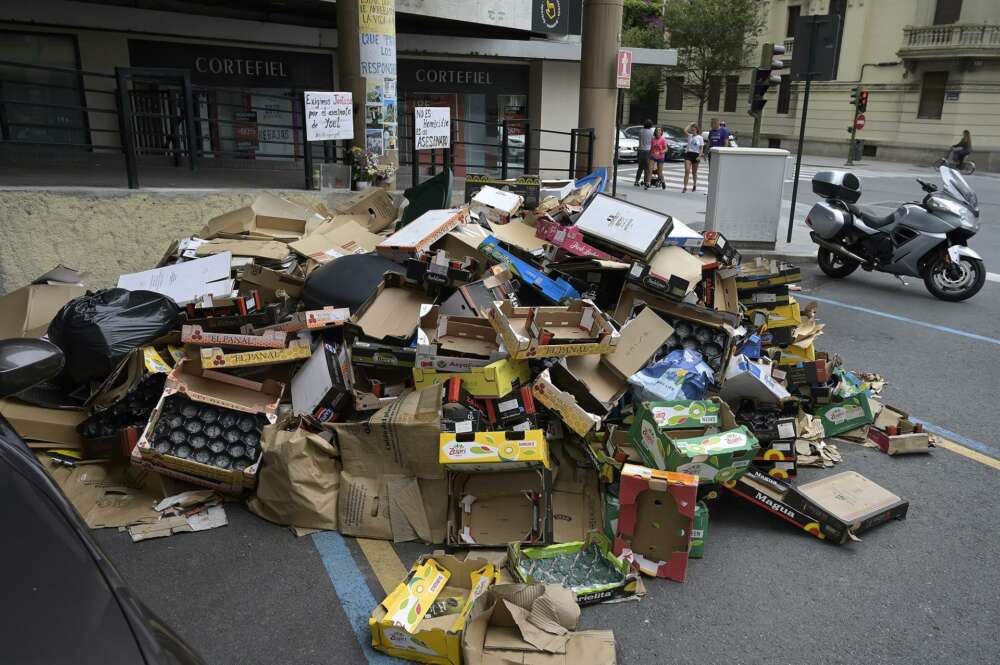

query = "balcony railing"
[[900, 24, 1000, 57]]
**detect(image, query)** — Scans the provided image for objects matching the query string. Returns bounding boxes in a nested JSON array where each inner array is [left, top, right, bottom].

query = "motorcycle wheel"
[[961, 161, 976, 176], [817, 247, 859, 278], [923, 255, 985, 302]]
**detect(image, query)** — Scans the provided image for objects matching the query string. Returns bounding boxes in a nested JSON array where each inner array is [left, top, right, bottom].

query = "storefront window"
[[0, 31, 88, 147]]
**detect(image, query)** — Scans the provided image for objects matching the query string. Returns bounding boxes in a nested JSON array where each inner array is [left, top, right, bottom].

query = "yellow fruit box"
[[412, 358, 532, 399], [777, 340, 817, 365], [439, 429, 551, 471], [198, 338, 312, 369], [749, 298, 802, 330], [370, 554, 496, 665]]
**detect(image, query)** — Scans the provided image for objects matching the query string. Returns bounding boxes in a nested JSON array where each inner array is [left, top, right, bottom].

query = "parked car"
[[616, 131, 639, 162], [624, 124, 686, 161], [0, 338, 206, 665]]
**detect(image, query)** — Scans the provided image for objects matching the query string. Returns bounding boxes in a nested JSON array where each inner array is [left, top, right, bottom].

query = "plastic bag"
[[629, 349, 714, 402], [302, 254, 404, 312], [47, 289, 179, 384]]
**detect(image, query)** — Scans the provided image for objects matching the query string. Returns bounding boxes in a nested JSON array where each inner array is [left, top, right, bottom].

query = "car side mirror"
[[0, 338, 65, 398]]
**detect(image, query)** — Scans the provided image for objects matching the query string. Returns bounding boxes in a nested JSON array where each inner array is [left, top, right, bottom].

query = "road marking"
[[357, 537, 408, 594], [312, 532, 398, 665], [912, 419, 1000, 467], [796, 294, 1000, 346], [987, 272, 1000, 283]]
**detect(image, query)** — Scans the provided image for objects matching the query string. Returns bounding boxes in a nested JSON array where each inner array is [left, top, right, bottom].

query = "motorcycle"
[[805, 166, 986, 302], [934, 149, 975, 176]]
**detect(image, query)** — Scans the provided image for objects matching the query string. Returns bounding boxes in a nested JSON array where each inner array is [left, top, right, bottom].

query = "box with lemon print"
[[439, 429, 550, 472], [370, 554, 496, 664]]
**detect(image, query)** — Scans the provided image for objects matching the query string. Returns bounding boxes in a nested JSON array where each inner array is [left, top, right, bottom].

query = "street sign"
[[617, 49, 633, 89], [855, 114, 866, 130]]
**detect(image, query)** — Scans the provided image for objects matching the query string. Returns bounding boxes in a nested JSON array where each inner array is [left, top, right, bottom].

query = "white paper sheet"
[[117, 252, 232, 305]]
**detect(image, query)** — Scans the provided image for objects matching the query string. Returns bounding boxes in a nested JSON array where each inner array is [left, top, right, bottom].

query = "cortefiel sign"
[[414, 107, 451, 150], [304, 92, 353, 141]]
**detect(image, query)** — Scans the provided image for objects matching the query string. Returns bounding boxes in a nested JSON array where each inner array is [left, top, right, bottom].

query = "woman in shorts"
[[649, 127, 667, 189], [682, 123, 704, 193]]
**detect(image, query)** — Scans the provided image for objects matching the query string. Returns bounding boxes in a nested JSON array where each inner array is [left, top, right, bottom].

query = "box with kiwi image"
[[629, 398, 738, 473], [133, 359, 283, 492]]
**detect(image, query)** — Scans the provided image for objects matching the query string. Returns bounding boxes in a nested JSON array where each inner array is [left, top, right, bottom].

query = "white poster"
[[414, 107, 451, 150], [304, 91, 353, 141]]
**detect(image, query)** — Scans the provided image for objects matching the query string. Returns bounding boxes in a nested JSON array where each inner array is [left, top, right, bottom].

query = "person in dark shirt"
[[706, 118, 731, 165], [951, 130, 972, 167]]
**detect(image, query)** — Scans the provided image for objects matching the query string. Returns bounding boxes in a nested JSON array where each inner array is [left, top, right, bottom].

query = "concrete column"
[[335, 0, 365, 149], [578, 0, 624, 174]]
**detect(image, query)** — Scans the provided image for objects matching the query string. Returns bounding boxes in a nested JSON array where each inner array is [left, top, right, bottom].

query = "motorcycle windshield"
[[940, 166, 978, 212]]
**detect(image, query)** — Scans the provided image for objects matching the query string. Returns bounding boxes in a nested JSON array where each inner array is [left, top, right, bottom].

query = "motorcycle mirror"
[[0, 338, 65, 398]]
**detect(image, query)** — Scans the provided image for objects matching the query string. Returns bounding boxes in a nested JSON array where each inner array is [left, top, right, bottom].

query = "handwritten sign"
[[304, 91, 353, 141], [414, 107, 451, 150]]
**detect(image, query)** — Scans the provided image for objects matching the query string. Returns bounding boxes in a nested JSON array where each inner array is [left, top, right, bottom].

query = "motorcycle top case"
[[811, 171, 861, 204]]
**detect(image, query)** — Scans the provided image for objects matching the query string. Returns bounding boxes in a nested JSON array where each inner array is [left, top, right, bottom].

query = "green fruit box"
[[815, 394, 874, 437], [689, 501, 709, 559], [663, 426, 760, 484], [629, 398, 739, 474]]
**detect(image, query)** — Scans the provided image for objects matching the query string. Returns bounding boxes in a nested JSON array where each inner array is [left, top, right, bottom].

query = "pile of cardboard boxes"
[[0, 179, 921, 663]]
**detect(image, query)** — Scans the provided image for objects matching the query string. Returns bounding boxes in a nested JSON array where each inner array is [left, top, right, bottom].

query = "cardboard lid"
[[794, 471, 903, 524], [601, 308, 674, 380]]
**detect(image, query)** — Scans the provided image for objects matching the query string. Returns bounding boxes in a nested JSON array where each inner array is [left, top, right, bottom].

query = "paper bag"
[[247, 424, 341, 532]]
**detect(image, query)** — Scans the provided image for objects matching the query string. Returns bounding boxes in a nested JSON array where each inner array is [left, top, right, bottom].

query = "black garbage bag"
[[47, 289, 179, 384], [303, 253, 404, 312]]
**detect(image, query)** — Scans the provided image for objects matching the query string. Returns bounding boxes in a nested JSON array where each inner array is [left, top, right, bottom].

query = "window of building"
[[707, 76, 722, 112], [918, 71, 948, 119], [0, 30, 88, 147], [724, 75, 738, 113], [933, 0, 962, 25], [786, 5, 801, 39], [776, 75, 792, 114], [665, 76, 684, 110]]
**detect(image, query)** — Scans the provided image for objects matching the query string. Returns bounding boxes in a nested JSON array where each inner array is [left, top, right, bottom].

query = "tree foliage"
[[662, 0, 765, 125], [621, 0, 667, 118]]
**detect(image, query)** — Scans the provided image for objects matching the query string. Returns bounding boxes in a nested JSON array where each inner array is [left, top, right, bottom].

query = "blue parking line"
[[311, 531, 398, 665], [796, 294, 1000, 346], [910, 418, 1000, 459]]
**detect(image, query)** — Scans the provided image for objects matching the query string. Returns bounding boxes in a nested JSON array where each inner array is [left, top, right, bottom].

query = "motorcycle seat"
[[848, 203, 895, 228]]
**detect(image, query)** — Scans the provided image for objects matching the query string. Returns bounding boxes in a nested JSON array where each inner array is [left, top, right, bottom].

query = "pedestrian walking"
[[649, 127, 667, 189], [635, 119, 654, 188], [706, 117, 731, 165], [682, 123, 703, 193]]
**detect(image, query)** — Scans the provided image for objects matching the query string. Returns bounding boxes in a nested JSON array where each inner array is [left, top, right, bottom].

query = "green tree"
[[621, 0, 667, 123], [662, 0, 765, 127]]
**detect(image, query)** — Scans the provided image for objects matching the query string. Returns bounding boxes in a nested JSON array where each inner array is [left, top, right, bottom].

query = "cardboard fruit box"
[[485, 299, 619, 360], [413, 358, 531, 399], [735, 260, 802, 292], [815, 394, 875, 437], [133, 360, 283, 493], [659, 426, 761, 485], [369, 554, 496, 665], [507, 531, 639, 605], [439, 430, 551, 472], [629, 398, 739, 473], [613, 464, 698, 581], [446, 467, 554, 549]]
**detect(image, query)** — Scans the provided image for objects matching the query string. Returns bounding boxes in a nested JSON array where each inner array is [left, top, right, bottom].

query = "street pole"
[[578, 0, 624, 175], [335, 0, 364, 153], [751, 110, 762, 148], [612, 89, 622, 198], [785, 20, 818, 244], [846, 92, 860, 166]]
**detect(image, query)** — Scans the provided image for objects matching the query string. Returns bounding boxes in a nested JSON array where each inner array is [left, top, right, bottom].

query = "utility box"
[[705, 148, 789, 250]]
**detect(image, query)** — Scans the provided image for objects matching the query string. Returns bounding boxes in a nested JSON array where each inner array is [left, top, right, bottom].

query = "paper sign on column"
[[304, 92, 354, 141], [117, 252, 232, 306], [415, 107, 450, 150]]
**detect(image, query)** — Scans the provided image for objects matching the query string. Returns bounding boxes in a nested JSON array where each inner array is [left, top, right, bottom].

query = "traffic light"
[[858, 90, 869, 113], [748, 43, 785, 116], [850, 85, 861, 107]]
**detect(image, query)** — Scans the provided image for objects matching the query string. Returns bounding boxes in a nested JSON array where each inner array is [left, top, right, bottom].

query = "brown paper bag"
[[248, 424, 340, 532]]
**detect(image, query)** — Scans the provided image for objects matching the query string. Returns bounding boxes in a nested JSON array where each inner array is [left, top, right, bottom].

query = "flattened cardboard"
[[378, 209, 468, 260], [195, 238, 290, 261], [647, 245, 704, 295], [239, 264, 305, 299], [0, 282, 87, 339], [789, 471, 909, 537], [350, 275, 436, 344], [201, 193, 321, 240], [487, 219, 548, 254], [289, 220, 381, 263], [335, 187, 398, 233], [448, 468, 553, 548], [118, 252, 232, 307], [600, 307, 674, 380], [0, 399, 86, 447]]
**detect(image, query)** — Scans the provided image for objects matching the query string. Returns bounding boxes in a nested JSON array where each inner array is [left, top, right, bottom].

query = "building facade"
[[656, 0, 1000, 170]]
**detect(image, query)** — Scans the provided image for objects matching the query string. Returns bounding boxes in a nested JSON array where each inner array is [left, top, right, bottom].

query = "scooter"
[[934, 149, 975, 176], [805, 166, 986, 302]]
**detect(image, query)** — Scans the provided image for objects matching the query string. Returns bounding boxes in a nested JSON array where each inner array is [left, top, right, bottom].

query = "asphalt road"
[[93, 162, 1000, 665]]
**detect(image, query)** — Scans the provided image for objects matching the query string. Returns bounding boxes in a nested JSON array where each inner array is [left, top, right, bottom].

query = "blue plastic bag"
[[629, 349, 715, 402]]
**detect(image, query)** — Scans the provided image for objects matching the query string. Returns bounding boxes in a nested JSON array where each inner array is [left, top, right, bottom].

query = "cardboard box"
[[700, 231, 740, 265], [438, 268, 518, 318], [786, 471, 909, 541], [720, 356, 791, 404], [440, 430, 550, 472], [485, 300, 619, 360], [239, 264, 304, 300], [405, 252, 477, 290], [181, 325, 287, 349], [133, 360, 283, 492], [534, 216, 614, 260], [289, 220, 381, 264], [726, 469, 834, 542], [471, 185, 523, 225], [413, 358, 531, 399], [738, 284, 791, 309], [447, 468, 553, 548], [867, 428, 932, 455], [573, 193, 673, 261], [348, 274, 436, 345], [784, 352, 833, 386], [463, 584, 616, 665], [335, 186, 399, 233], [815, 394, 875, 437], [689, 501, 708, 559], [290, 341, 347, 418], [198, 338, 311, 369], [195, 238, 290, 261], [0, 266, 87, 339], [752, 298, 802, 332], [507, 531, 639, 605], [259, 307, 351, 333], [0, 399, 86, 447], [629, 398, 741, 473], [465, 174, 541, 209], [663, 217, 703, 249], [200, 193, 322, 240], [776, 339, 817, 365], [478, 237, 580, 304], [378, 209, 468, 260], [369, 554, 496, 665], [751, 457, 797, 479], [350, 341, 417, 370], [600, 307, 674, 380], [735, 259, 802, 292], [415, 305, 504, 372], [651, 426, 759, 484], [530, 366, 604, 437], [613, 464, 698, 580]]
